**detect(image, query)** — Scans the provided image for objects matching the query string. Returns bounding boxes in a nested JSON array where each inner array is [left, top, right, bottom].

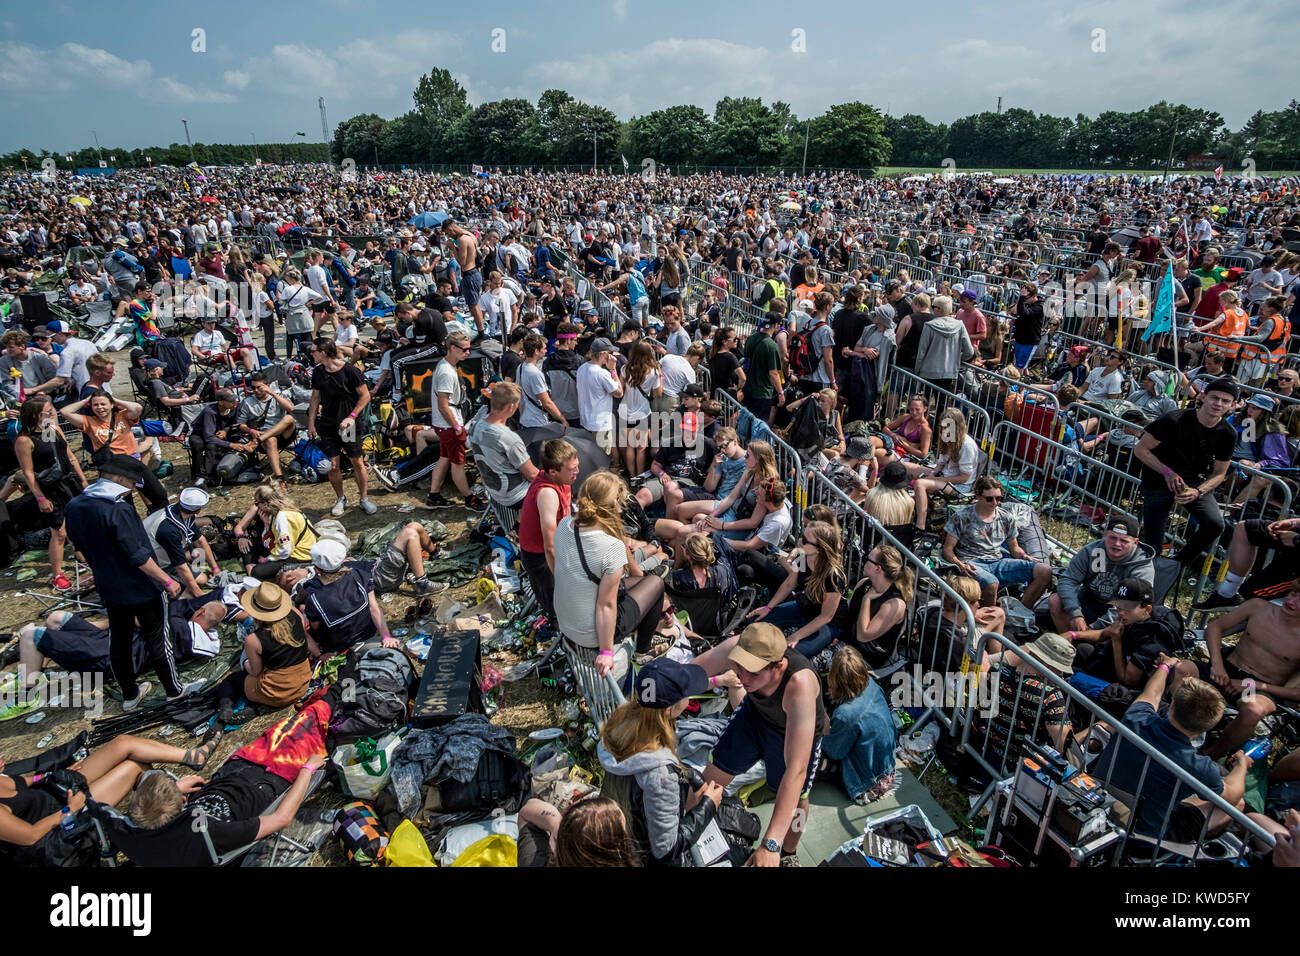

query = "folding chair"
[[561, 636, 632, 728]]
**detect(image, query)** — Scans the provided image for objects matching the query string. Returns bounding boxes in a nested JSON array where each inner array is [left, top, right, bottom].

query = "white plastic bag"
[[332, 731, 402, 800]]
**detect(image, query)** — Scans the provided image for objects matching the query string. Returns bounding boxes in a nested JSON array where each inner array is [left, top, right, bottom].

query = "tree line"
[[4, 67, 1298, 173], [0, 141, 329, 172]]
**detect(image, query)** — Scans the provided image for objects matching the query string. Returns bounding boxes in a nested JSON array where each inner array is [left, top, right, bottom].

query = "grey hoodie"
[[1056, 538, 1157, 624], [597, 744, 687, 862], [914, 315, 974, 380]]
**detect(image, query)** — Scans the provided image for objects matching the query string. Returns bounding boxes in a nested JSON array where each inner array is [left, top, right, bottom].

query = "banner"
[[1142, 265, 1176, 342], [471, 164, 483, 174]]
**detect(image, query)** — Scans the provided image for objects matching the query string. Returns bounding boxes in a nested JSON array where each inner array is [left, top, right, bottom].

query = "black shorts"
[[1166, 802, 1211, 843], [680, 484, 714, 503], [1192, 658, 1278, 704], [314, 423, 363, 460]]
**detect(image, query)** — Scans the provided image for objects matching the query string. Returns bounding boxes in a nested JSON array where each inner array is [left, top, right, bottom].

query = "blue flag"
[[1142, 266, 1176, 342]]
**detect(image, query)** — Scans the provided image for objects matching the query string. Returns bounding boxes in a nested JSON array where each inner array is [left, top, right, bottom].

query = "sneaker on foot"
[[1192, 591, 1242, 612], [413, 577, 449, 596], [465, 493, 490, 511], [122, 681, 153, 711], [359, 497, 377, 515], [426, 492, 452, 509], [779, 852, 802, 868], [167, 679, 206, 702], [331, 496, 347, 517], [194, 476, 206, 488], [374, 466, 399, 491]]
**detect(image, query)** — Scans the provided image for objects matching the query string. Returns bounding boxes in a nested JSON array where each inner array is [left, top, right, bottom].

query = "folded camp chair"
[[86, 770, 325, 867], [561, 636, 632, 728]]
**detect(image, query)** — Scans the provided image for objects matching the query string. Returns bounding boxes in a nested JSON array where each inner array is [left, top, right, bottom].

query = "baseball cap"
[[1110, 577, 1154, 610], [959, 289, 978, 301], [310, 539, 348, 573], [632, 658, 710, 708], [30, 328, 51, 340], [46, 320, 74, 335], [588, 337, 615, 355], [728, 623, 787, 672], [1224, 267, 1244, 281], [1204, 377, 1240, 399], [682, 383, 705, 398], [1105, 517, 1138, 537]]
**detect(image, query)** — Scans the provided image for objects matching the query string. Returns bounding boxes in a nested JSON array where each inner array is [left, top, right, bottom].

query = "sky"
[[0, 0, 1290, 153]]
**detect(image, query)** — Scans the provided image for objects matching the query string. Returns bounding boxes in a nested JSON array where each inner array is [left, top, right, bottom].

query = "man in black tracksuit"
[[64, 455, 204, 708]]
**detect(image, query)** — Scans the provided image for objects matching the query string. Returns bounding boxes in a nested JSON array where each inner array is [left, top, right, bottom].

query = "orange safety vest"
[[1215, 307, 1248, 359], [1243, 313, 1292, 362]]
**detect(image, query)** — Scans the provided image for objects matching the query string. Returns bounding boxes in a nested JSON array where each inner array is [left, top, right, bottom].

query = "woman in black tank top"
[[847, 546, 913, 669], [12, 396, 87, 593]]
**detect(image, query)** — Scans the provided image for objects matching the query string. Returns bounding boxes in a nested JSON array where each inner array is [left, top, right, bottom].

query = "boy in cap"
[[1134, 378, 1236, 567], [1050, 517, 1155, 634], [692, 623, 830, 866], [1068, 577, 1185, 690], [142, 486, 221, 597], [576, 337, 623, 457]]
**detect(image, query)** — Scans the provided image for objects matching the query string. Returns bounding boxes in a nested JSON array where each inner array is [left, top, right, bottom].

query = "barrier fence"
[[882, 365, 995, 454]]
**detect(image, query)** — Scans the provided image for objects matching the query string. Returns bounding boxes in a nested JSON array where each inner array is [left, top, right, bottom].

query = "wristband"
[[380, 633, 393, 642], [165, 578, 176, 589], [1067, 630, 1077, 641], [35, 496, 47, 502], [597, 649, 614, 658], [763, 605, 771, 613], [235, 531, 246, 538], [710, 676, 718, 690], [348, 411, 358, 419], [1158, 663, 1173, 675], [1161, 467, 1173, 477], [300, 763, 321, 775]]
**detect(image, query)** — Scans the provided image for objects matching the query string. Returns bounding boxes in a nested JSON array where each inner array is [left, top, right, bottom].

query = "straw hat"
[[239, 581, 293, 622]]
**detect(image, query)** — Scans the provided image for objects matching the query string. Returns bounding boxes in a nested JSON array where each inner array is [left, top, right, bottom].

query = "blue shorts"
[[710, 699, 822, 798], [968, 557, 1040, 591]]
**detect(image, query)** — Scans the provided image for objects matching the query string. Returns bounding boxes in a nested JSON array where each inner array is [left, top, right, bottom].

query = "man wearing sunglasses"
[[943, 475, 1053, 608]]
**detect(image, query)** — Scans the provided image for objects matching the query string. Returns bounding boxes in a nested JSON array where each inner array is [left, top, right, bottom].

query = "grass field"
[[877, 166, 1300, 178]]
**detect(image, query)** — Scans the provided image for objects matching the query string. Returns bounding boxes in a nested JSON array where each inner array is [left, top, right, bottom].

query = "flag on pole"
[[621, 154, 629, 172], [1214, 164, 1224, 180], [1142, 265, 1176, 342]]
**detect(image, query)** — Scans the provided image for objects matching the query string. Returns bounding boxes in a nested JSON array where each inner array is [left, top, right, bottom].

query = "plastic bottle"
[[1242, 737, 1272, 760], [60, 806, 77, 832]]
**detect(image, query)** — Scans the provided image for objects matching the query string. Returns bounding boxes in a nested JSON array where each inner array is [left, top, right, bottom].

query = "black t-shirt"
[[723, 247, 744, 272], [831, 307, 868, 358], [1014, 297, 1044, 345], [1141, 408, 1234, 489], [417, 307, 448, 349], [311, 361, 365, 425], [709, 350, 742, 391], [894, 311, 931, 370], [655, 435, 718, 484], [423, 292, 455, 318], [501, 349, 523, 382], [1081, 606, 1183, 683]]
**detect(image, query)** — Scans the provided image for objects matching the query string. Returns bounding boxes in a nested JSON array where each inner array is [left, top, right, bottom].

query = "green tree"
[[469, 99, 543, 165], [884, 114, 948, 166], [380, 111, 429, 165], [622, 105, 711, 166], [413, 67, 471, 162], [804, 102, 889, 171], [708, 98, 783, 167]]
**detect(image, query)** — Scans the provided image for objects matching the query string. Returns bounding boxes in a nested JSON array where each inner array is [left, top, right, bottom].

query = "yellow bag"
[[449, 833, 517, 867], [386, 820, 436, 867]]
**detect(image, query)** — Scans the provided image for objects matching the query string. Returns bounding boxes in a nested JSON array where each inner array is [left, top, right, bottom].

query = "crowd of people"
[[1, 160, 1299, 867]]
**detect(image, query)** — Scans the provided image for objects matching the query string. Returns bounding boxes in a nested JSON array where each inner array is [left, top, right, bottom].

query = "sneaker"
[[426, 492, 452, 509], [167, 679, 206, 703], [374, 466, 399, 491], [51, 572, 72, 592], [122, 681, 153, 712], [412, 577, 449, 597], [1192, 591, 1242, 612], [779, 852, 802, 868], [465, 493, 490, 512], [193, 476, 206, 488], [358, 497, 377, 515], [331, 496, 347, 517]]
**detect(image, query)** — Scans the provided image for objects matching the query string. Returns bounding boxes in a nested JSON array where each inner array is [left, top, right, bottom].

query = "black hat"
[[880, 461, 910, 490], [1105, 517, 1138, 537], [100, 454, 147, 484], [1110, 577, 1154, 610], [682, 383, 705, 398], [1204, 377, 1240, 400]]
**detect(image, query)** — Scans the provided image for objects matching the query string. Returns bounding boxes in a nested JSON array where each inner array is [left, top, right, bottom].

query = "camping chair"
[[1099, 780, 1249, 866], [664, 581, 758, 643], [85, 769, 325, 867], [561, 636, 633, 728]]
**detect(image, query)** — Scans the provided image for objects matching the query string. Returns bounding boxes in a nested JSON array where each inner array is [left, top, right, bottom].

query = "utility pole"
[[1163, 107, 1181, 182], [319, 97, 329, 146], [91, 130, 103, 164], [802, 121, 810, 175], [181, 119, 194, 164], [996, 96, 1002, 113]]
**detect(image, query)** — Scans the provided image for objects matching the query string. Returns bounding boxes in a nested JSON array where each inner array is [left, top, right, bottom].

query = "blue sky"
[[0, 0, 1289, 152]]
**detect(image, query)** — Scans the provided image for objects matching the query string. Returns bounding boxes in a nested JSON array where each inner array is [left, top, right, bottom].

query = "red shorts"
[[435, 425, 467, 465]]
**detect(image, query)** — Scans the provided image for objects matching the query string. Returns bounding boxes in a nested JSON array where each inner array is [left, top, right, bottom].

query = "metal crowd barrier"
[[882, 365, 995, 453], [712, 388, 806, 526], [959, 629, 1276, 861]]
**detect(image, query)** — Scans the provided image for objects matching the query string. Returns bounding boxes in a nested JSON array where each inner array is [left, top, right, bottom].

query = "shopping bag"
[[332, 731, 402, 800]]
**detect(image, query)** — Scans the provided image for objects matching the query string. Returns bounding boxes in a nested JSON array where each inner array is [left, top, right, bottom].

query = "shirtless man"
[[1175, 581, 1300, 758], [442, 221, 483, 337]]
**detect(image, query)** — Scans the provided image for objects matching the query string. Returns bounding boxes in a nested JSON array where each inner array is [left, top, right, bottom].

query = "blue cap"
[[631, 659, 710, 708]]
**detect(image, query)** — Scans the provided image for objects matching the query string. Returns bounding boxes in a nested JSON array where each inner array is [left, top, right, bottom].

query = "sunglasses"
[[982, 494, 1003, 502], [864, 556, 881, 568]]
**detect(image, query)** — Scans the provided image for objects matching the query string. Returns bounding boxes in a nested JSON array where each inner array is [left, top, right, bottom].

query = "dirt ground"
[[0, 344, 566, 864]]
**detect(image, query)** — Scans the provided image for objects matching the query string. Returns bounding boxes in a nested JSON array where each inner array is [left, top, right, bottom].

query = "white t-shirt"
[[551, 517, 627, 648], [1082, 367, 1125, 401], [935, 435, 980, 483], [336, 323, 358, 346], [55, 337, 98, 392], [578, 360, 619, 432], [619, 368, 660, 423], [659, 353, 694, 397], [429, 358, 463, 429], [305, 264, 332, 300], [192, 328, 225, 354], [756, 500, 793, 549]]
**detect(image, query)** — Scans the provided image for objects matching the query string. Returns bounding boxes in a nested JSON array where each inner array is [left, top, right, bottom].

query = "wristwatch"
[[762, 837, 781, 854]]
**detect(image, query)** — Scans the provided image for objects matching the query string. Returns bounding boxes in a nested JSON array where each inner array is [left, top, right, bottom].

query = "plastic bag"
[[449, 833, 517, 868], [332, 732, 402, 800], [386, 819, 435, 867], [437, 814, 518, 865]]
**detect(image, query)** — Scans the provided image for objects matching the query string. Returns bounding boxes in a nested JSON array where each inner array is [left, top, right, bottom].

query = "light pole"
[[91, 130, 103, 164], [802, 121, 810, 175], [181, 119, 195, 164]]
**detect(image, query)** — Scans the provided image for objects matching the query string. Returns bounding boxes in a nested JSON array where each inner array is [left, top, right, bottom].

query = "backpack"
[[787, 319, 826, 380], [328, 647, 416, 746], [291, 438, 334, 482], [436, 749, 531, 820]]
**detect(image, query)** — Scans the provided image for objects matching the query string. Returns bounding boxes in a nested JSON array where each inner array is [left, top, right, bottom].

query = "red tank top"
[[518, 473, 571, 555]]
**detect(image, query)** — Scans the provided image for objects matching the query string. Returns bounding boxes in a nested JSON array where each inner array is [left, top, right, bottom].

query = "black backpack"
[[328, 647, 416, 747], [787, 319, 826, 380], [437, 750, 531, 819]]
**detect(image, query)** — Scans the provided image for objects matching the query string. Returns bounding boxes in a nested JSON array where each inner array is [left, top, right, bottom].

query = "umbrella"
[[198, 195, 218, 203], [779, 200, 801, 210], [69, 196, 92, 207], [520, 424, 609, 494], [993, 177, 1016, 184], [408, 211, 449, 229]]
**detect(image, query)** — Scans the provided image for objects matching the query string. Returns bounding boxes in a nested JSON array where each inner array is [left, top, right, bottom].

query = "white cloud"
[[612, 0, 629, 19], [258, 31, 461, 106], [223, 69, 250, 90], [159, 77, 238, 104]]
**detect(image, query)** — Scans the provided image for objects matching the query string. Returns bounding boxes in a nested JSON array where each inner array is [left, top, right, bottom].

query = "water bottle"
[[60, 805, 77, 833], [1243, 737, 1272, 760], [339, 415, 356, 443]]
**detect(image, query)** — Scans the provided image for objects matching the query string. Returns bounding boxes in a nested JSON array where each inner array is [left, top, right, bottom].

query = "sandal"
[[179, 726, 224, 769]]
